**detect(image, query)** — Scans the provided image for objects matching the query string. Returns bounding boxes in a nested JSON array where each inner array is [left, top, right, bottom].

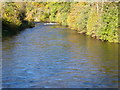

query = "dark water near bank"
[[2, 23, 118, 88]]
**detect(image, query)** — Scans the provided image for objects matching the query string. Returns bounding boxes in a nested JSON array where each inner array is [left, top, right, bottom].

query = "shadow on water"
[[2, 23, 119, 88]]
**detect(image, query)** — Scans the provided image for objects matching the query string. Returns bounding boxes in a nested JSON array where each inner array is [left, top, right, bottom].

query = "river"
[[2, 23, 118, 88]]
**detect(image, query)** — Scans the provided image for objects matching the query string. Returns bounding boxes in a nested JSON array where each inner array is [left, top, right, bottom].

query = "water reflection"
[[2, 23, 118, 88]]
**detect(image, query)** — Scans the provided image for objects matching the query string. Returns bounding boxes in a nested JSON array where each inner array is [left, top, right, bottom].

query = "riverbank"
[[2, 2, 119, 43], [2, 19, 34, 37], [31, 2, 119, 43], [1, 2, 35, 37]]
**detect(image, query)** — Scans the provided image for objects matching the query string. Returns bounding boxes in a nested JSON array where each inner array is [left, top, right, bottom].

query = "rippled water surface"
[[2, 23, 118, 88]]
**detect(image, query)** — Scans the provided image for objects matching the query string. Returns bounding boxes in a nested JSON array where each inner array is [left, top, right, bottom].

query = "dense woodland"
[[1, 2, 119, 43]]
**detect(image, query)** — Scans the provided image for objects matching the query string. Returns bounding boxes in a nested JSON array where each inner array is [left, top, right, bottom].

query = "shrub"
[[98, 2, 118, 43]]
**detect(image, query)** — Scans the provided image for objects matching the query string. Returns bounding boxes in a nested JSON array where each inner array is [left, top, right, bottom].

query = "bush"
[[87, 3, 102, 38], [67, 2, 90, 33], [98, 2, 118, 43], [2, 2, 35, 37]]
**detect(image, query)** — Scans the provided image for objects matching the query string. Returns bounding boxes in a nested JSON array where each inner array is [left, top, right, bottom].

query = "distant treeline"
[[2, 2, 119, 43]]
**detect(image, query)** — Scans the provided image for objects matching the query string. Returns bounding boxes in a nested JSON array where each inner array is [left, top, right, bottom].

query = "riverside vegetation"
[[2, 2, 34, 37], [2, 2, 119, 43]]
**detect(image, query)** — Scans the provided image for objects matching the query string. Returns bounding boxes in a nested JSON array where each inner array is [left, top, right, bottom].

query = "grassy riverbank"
[[2, 2, 119, 43]]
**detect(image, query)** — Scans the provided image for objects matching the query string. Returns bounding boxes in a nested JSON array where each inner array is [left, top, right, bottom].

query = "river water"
[[2, 23, 118, 88]]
